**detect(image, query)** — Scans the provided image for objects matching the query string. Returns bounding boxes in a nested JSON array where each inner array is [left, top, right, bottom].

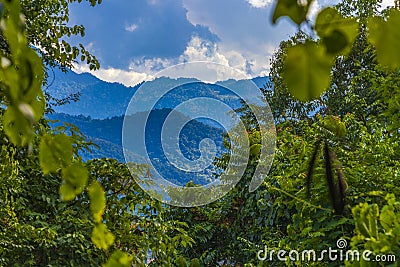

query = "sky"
[[68, 0, 394, 86]]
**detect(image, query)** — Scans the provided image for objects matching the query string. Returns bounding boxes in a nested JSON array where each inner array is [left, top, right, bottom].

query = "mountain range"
[[45, 68, 270, 185], [46, 67, 270, 119]]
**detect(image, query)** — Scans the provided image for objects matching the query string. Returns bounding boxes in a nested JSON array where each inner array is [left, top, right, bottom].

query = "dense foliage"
[[165, 0, 400, 266]]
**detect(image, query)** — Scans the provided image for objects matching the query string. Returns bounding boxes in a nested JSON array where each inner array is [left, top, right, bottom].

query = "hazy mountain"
[[48, 110, 226, 186], [45, 68, 270, 119], [46, 69, 270, 185], [46, 68, 140, 118]]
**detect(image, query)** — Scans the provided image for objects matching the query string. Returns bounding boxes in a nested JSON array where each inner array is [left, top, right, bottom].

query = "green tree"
[[170, 1, 400, 266], [0, 0, 142, 265], [0, 125, 192, 265]]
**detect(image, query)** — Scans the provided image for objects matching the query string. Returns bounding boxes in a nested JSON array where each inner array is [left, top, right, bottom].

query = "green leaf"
[[367, 204, 379, 238], [1, 0, 25, 57], [315, 7, 359, 55], [59, 183, 77, 202], [88, 181, 106, 223], [26, 90, 46, 122], [60, 161, 88, 200], [322, 115, 346, 137], [322, 30, 348, 54], [352, 203, 379, 238], [39, 133, 73, 174], [189, 258, 201, 267], [283, 41, 333, 102], [176, 256, 187, 267], [385, 193, 396, 206], [368, 9, 400, 69], [380, 205, 395, 232], [3, 106, 34, 146], [103, 250, 132, 267], [250, 144, 261, 157], [272, 0, 310, 25], [91, 223, 115, 250], [19, 48, 45, 102]]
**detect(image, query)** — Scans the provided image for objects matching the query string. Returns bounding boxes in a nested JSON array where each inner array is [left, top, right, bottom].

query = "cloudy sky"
[[67, 0, 392, 86]]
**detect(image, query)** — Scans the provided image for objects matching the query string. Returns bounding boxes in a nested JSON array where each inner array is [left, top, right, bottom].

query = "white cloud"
[[70, 0, 297, 84], [71, 0, 309, 84], [126, 36, 252, 82], [246, 0, 273, 8], [308, 0, 321, 21], [73, 64, 152, 87], [224, 50, 247, 70], [381, 0, 394, 9], [182, 0, 296, 77], [179, 36, 229, 65], [180, 31, 276, 77], [79, 34, 275, 85], [129, 57, 174, 74], [178, 36, 250, 81], [127, 36, 232, 75], [125, 23, 139, 32]]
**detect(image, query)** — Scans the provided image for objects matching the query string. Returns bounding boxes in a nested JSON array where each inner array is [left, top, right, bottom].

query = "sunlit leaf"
[[1, 0, 25, 57], [0, 64, 19, 101], [88, 181, 106, 223], [103, 250, 132, 267], [380, 205, 395, 232], [39, 133, 73, 174], [91, 223, 115, 250], [283, 41, 333, 102], [3, 106, 33, 146], [27, 90, 46, 122], [19, 48, 45, 102], [315, 7, 359, 55], [61, 161, 88, 199], [322, 115, 346, 137], [272, 0, 311, 25], [59, 182, 77, 202], [368, 9, 400, 69]]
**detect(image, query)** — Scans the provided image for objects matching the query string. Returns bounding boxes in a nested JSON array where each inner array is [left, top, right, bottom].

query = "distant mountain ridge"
[[46, 68, 270, 185], [46, 68, 270, 119], [46, 68, 139, 118], [48, 110, 226, 186]]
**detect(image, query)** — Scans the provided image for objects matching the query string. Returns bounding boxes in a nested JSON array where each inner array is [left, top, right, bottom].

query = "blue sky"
[[68, 0, 392, 86]]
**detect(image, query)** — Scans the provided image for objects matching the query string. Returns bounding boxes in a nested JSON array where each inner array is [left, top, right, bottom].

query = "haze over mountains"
[[46, 67, 269, 119], [46, 68, 269, 185]]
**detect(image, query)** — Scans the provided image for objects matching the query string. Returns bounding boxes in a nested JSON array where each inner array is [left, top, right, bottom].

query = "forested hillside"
[[0, 0, 399, 266], [48, 111, 226, 186]]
